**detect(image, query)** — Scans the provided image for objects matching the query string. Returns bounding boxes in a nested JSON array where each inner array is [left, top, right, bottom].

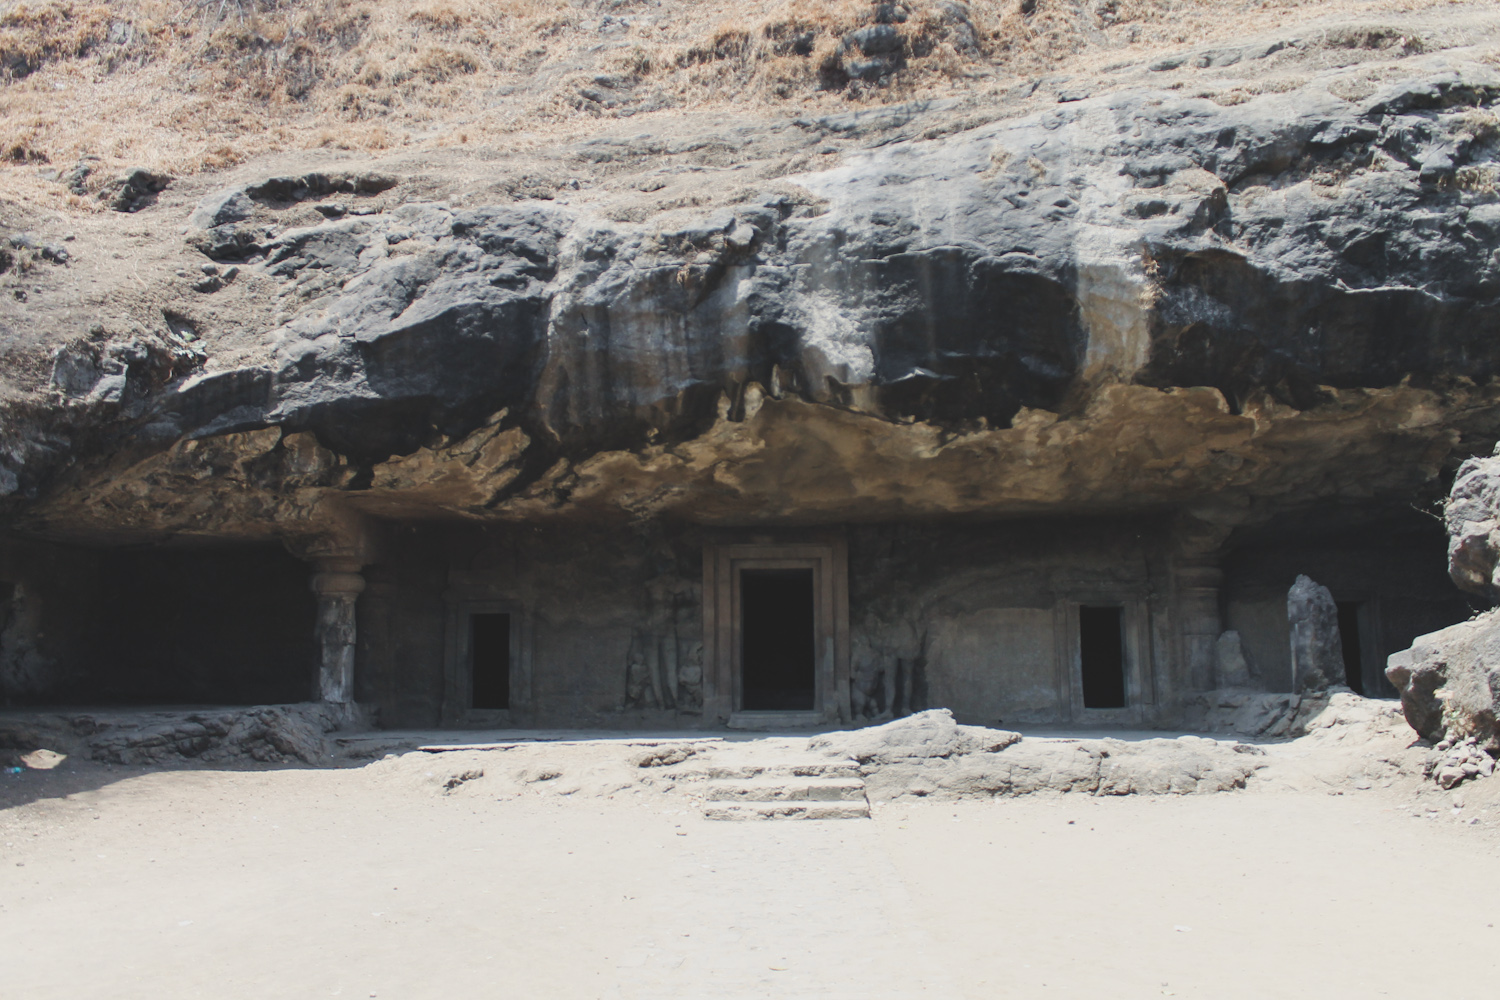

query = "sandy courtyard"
[[2, 740, 1497, 1000]]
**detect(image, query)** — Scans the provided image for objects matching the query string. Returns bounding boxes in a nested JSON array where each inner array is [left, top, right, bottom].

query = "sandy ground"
[[1, 740, 1497, 1000]]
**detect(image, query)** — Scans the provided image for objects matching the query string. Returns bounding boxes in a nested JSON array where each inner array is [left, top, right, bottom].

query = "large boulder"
[[1386, 613, 1500, 751], [1384, 445, 1500, 750], [1446, 447, 1500, 600]]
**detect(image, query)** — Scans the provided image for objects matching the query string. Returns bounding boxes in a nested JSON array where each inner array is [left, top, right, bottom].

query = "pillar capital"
[[1173, 561, 1224, 590], [310, 556, 366, 598]]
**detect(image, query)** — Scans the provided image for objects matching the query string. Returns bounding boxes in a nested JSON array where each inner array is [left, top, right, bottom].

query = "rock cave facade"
[[3, 67, 1498, 730]]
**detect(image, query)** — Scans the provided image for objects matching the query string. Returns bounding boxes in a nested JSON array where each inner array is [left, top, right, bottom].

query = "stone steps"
[[705, 776, 868, 802], [700, 760, 862, 780], [700, 768, 870, 821]]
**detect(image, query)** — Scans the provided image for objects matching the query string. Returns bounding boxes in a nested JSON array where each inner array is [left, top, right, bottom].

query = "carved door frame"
[[701, 536, 850, 725], [1058, 594, 1154, 724], [442, 572, 532, 726]]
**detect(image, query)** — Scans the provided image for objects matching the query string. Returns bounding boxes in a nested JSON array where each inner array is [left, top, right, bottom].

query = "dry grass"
[[0, 0, 1485, 210]]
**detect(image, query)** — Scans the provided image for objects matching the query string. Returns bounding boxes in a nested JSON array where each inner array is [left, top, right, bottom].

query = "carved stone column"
[[285, 502, 377, 714], [311, 556, 365, 705], [358, 565, 398, 715]]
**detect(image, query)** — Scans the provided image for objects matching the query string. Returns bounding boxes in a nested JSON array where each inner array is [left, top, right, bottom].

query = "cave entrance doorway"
[[442, 595, 529, 725], [470, 612, 511, 710], [702, 538, 849, 725], [1336, 601, 1365, 695], [739, 568, 816, 711], [1078, 605, 1128, 709]]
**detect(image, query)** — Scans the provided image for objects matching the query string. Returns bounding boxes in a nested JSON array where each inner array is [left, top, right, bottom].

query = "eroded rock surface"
[[1387, 445, 1500, 753], [1446, 447, 1500, 599], [808, 708, 1021, 763], [0, 703, 345, 765], [1289, 575, 1346, 692], [862, 735, 1267, 801], [1387, 613, 1500, 750], [3, 50, 1500, 542]]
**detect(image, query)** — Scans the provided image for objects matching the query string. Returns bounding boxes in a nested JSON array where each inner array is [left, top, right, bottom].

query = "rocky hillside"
[[0, 0, 1458, 188], [1, 0, 1499, 542]]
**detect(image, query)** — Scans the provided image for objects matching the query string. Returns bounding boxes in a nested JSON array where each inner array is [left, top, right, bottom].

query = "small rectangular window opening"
[[1336, 601, 1364, 696], [1079, 606, 1127, 709], [470, 612, 511, 710]]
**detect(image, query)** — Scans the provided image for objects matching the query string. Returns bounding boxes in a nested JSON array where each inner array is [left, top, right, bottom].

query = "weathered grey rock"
[[0, 703, 348, 766], [1387, 612, 1500, 750], [188, 188, 255, 231], [808, 708, 1020, 764], [1424, 735, 1496, 789], [62, 155, 101, 196], [862, 734, 1265, 800], [8, 233, 68, 265], [1387, 440, 1500, 749], [102, 167, 171, 213], [4, 62, 1500, 547], [1446, 446, 1500, 599], [1289, 575, 1345, 692], [1184, 690, 1308, 738]]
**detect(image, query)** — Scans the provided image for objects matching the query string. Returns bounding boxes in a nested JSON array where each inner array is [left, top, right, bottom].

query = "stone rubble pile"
[[1426, 736, 1497, 790]]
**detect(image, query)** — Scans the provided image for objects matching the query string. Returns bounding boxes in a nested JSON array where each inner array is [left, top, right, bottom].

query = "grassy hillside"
[[0, 0, 1471, 210]]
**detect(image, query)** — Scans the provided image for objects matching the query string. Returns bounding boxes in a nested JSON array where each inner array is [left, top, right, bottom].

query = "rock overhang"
[[3, 61, 1500, 544]]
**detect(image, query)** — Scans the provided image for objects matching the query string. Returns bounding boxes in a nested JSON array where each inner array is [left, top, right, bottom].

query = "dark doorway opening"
[[1079, 606, 1127, 709], [470, 613, 511, 710], [740, 568, 816, 711], [96, 545, 316, 706], [1336, 601, 1364, 695]]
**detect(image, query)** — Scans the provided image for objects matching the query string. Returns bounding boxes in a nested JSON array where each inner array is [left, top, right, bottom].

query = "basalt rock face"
[[1386, 614, 1500, 751], [1446, 449, 1500, 599], [1387, 448, 1500, 750], [5, 60, 1500, 541]]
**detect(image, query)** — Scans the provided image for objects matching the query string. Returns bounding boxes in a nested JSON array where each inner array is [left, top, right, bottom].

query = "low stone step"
[[726, 711, 827, 731], [704, 776, 867, 803], [703, 801, 872, 821], [703, 760, 862, 780]]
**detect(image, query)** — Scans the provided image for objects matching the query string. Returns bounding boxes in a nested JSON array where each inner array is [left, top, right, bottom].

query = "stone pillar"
[[358, 566, 398, 716], [310, 556, 365, 705], [1174, 557, 1224, 692]]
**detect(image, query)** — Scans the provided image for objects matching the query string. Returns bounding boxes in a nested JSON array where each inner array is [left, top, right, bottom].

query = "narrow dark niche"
[[1336, 601, 1364, 695], [470, 612, 511, 710], [1079, 606, 1127, 709]]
